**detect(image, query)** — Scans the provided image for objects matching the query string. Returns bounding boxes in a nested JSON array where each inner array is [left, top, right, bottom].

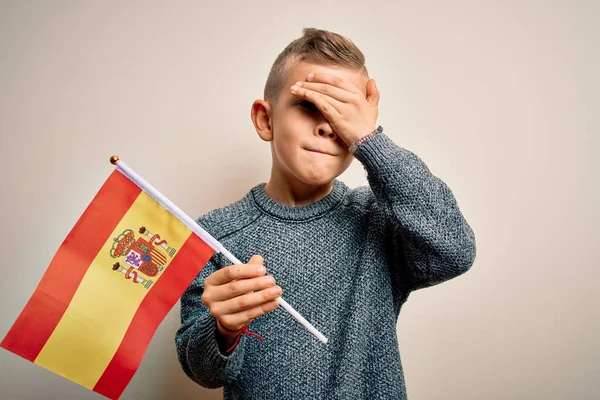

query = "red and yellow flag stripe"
[[1, 170, 215, 399]]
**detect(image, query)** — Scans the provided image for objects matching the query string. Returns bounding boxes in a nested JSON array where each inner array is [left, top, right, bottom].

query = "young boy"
[[175, 28, 476, 399]]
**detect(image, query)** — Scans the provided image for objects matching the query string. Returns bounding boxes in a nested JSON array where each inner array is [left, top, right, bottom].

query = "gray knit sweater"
[[175, 132, 476, 399]]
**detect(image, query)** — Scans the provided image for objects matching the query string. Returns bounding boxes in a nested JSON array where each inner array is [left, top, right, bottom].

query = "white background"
[[0, 1, 598, 399]]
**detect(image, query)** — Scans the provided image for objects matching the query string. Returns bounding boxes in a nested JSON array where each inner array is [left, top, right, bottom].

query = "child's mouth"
[[306, 148, 335, 156]]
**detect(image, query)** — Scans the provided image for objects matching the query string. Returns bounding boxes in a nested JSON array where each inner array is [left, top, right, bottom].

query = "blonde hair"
[[264, 27, 368, 105]]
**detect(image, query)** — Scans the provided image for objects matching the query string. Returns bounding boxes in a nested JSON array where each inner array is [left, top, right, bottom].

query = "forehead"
[[285, 62, 368, 96]]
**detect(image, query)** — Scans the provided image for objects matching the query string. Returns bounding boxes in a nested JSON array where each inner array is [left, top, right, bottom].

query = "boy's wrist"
[[217, 319, 242, 338], [216, 319, 241, 353], [348, 125, 383, 154]]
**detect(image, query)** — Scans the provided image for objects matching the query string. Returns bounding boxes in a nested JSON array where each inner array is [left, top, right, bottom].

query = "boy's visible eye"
[[298, 100, 318, 112]]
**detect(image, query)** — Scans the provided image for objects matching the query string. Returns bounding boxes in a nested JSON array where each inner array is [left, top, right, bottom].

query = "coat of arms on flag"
[[110, 226, 177, 289]]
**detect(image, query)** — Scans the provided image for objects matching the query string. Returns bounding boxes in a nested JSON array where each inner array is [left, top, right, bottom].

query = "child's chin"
[[300, 171, 339, 186]]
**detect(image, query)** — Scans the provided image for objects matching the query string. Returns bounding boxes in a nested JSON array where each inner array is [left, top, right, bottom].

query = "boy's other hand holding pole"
[[202, 255, 282, 348]]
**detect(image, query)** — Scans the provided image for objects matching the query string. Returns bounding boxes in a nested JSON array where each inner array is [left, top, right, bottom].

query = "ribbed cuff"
[[187, 313, 246, 382], [353, 132, 412, 175]]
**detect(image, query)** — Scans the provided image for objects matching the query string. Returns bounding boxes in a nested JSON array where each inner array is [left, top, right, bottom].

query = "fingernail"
[[262, 276, 275, 285], [290, 85, 298, 92], [270, 286, 282, 295], [257, 266, 266, 274], [307, 73, 314, 81]]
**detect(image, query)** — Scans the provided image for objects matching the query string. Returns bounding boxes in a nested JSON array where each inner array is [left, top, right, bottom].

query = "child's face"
[[267, 62, 369, 186]]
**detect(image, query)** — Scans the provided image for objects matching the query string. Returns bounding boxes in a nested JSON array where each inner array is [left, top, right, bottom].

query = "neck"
[[264, 169, 333, 207]]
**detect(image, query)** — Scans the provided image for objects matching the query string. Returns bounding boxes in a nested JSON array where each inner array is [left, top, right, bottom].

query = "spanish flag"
[[1, 160, 216, 399]]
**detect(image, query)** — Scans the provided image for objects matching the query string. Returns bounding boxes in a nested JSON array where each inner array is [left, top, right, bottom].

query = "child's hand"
[[201, 255, 282, 340], [290, 72, 380, 146]]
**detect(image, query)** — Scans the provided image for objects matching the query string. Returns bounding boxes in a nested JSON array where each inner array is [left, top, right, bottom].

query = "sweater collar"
[[249, 179, 347, 221]]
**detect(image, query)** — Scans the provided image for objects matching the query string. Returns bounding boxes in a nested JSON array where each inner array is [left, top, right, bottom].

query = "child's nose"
[[318, 128, 337, 140]]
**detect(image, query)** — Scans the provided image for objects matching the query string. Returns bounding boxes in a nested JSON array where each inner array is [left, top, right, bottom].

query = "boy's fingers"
[[248, 254, 263, 265], [292, 85, 343, 119], [306, 72, 361, 95], [213, 285, 282, 315], [210, 275, 277, 302], [219, 298, 280, 329], [293, 81, 354, 103], [205, 261, 266, 286]]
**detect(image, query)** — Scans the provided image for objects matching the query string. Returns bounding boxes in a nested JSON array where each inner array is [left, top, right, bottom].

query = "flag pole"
[[109, 155, 328, 344]]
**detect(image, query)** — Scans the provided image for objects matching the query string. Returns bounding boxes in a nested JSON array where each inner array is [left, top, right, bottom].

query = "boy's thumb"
[[248, 254, 264, 265]]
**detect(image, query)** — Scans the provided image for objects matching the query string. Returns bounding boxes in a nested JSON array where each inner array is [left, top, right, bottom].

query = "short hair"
[[264, 27, 368, 105]]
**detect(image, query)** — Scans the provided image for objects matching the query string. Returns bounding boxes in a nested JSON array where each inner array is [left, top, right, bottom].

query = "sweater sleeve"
[[353, 131, 477, 291], [175, 255, 248, 388]]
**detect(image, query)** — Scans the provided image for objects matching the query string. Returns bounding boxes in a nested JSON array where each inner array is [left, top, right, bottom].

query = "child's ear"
[[251, 99, 273, 142]]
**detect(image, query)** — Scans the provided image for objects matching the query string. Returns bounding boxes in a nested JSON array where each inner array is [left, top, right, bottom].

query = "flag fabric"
[[1, 169, 216, 399]]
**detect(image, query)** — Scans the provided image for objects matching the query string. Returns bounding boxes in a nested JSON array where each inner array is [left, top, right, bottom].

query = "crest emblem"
[[110, 226, 176, 289]]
